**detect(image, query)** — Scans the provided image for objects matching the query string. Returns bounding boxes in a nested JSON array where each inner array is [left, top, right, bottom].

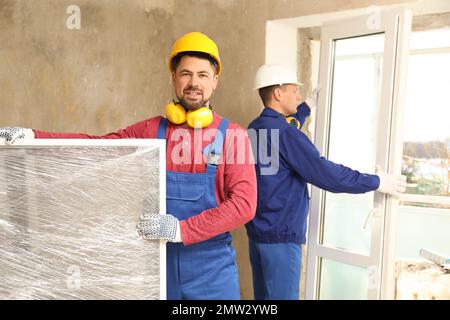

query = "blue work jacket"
[[245, 104, 380, 244]]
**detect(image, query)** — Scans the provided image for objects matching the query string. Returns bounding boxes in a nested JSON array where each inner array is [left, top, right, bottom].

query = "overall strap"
[[157, 118, 169, 140], [206, 118, 229, 174]]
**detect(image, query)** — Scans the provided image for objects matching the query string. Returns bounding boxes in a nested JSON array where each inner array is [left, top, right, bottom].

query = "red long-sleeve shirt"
[[34, 112, 257, 245]]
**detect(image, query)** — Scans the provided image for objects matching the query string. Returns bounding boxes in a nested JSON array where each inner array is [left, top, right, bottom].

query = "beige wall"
[[0, 0, 412, 299], [0, 0, 175, 132]]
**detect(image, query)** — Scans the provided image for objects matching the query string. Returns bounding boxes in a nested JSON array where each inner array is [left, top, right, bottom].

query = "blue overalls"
[[157, 118, 240, 300]]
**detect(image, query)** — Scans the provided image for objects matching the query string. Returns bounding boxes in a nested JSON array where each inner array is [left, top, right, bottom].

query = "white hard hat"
[[254, 64, 303, 90]]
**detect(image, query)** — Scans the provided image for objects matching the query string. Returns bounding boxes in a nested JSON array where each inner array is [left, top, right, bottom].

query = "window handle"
[[363, 207, 380, 231]]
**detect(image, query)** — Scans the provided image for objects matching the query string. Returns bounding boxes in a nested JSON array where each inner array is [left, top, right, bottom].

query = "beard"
[[178, 85, 210, 110], [179, 98, 207, 110]]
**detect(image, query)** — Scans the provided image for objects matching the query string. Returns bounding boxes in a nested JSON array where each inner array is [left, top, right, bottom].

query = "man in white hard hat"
[[245, 63, 407, 300]]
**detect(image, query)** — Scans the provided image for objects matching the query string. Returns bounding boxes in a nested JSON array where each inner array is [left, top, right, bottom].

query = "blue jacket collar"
[[261, 107, 285, 119]]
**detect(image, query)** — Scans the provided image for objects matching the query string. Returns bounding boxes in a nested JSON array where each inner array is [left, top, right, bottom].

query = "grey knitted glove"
[[137, 214, 181, 242], [0, 127, 35, 144]]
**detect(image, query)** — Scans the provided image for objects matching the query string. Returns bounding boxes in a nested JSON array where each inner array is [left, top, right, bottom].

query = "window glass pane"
[[319, 258, 368, 300], [397, 29, 450, 263], [402, 48, 450, 200], [409, 29, 450, 50], [322, 34, 384, 253]]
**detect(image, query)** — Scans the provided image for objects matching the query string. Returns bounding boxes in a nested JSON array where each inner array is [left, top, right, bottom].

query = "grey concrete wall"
[[0, 0, 175, 133], [0, 0, 413, 299]]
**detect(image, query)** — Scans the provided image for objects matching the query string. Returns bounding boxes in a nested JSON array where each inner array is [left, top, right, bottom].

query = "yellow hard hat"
[[168, 32, 222, 75]]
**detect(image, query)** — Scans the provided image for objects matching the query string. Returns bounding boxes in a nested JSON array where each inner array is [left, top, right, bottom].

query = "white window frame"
[[304, 8, 412, 300]]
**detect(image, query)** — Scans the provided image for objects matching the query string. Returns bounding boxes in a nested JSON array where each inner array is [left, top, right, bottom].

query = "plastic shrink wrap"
[[0, 140, 165, 299]]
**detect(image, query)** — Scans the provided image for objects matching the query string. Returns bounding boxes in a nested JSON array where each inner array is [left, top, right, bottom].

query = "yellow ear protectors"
[[165, 101, 214, 128], [186, 107, 214, 128], [165, 102, 186, 125], [285, 116, 301, 130]]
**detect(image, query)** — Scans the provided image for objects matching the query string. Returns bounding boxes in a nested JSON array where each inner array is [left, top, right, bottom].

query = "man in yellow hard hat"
[[0, 32, 257, 300]]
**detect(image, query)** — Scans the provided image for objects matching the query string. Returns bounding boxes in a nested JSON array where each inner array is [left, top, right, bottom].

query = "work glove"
[[137, 213, 182, 243], [305, 85, 321, 109], [0, 127, 35, 144], [375, 165, 407, 198]]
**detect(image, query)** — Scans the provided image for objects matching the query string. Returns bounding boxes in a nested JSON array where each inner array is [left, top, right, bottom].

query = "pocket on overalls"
[[166, 182, 204, 201], [166, 181, 205, 220]]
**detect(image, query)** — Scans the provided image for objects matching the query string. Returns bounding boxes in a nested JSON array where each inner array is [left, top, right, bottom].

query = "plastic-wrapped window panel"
[[0, 139, 166, 300]]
